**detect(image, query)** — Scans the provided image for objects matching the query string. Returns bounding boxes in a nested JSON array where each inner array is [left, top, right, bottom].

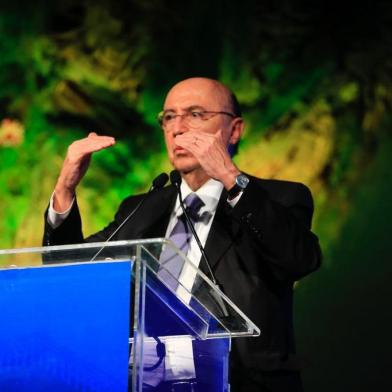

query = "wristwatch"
[[227, 173, 250, 200]]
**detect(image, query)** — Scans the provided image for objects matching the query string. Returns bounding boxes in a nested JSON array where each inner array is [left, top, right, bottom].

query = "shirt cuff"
[[47, 192, 75, 229], [226, 190, 243, 208]]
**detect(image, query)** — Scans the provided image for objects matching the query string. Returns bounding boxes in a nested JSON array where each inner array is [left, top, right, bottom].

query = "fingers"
[[80, 133, 116, 152], [87, 132, 115, 149], [67, 133, 116, 161], [175, 130, 223, 157], [56, 133, 116, 196], [175, 130, 235, 181]]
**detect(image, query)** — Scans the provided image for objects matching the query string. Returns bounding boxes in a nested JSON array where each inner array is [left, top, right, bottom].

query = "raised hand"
[[175, 129, 240, 190], [53, 132, 115, 212]]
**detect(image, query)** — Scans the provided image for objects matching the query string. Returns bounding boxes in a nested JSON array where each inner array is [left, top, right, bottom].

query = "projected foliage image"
[[0, 1, 391, 391]]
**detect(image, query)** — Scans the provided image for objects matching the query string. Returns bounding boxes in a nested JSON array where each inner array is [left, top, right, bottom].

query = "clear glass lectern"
[[0, 239, 260, 392]]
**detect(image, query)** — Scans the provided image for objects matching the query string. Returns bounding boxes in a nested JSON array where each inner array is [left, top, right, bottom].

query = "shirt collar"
[[173, 178, 224, 218]]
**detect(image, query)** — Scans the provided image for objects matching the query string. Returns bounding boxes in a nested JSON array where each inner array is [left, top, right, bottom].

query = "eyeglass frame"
[[157, 108, 237, 129]]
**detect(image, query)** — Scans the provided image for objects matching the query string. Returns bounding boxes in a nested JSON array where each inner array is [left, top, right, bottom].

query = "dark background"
[[0, 1, 391, 390]]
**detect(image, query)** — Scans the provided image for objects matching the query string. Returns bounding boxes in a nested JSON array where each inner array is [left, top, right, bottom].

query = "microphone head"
[[170, 170, 182, 186], [152, 172, 169, 189]]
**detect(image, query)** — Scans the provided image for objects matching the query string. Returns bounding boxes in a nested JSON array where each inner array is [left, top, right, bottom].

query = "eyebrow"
[[163, 105, 207, 113]]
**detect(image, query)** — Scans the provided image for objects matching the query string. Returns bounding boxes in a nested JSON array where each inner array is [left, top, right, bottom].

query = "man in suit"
[[44, 77, 321, 391]]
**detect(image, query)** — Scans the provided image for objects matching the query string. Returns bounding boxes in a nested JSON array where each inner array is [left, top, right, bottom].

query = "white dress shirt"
[[165, 179, 222, 296]]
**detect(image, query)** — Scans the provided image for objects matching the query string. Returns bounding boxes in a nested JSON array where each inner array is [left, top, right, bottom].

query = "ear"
[[229, 118, 244, 145]]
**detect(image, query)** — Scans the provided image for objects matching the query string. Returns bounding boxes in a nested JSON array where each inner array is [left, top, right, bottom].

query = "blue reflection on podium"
[[131, 268, 230, 392], [0, 261, 131, 392]]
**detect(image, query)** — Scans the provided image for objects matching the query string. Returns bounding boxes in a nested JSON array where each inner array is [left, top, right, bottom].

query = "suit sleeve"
[[42, 196, 134, 246], [43, 198, 84, 246], [228, 177, 322, 281]]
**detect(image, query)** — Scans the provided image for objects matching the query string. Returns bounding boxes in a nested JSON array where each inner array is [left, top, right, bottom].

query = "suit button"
[[241, 212, 253, 223]]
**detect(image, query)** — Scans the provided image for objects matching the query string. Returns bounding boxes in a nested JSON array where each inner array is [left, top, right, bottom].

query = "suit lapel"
[[203, 190, 239, 273], [132, 186, 177, 239]]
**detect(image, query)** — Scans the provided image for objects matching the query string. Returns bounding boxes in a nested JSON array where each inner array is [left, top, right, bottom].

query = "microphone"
[[169, 170, 217, 285], [169, 170, 182, 187], [89, 172, 168, 262], [151, 172, 170, 190]]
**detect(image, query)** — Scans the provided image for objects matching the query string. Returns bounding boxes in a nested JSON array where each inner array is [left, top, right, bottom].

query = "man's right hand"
[[53, 132, 116, 212]]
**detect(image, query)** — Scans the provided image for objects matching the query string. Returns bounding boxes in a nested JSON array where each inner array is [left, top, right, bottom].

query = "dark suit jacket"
[[43, 174, 321, 372]]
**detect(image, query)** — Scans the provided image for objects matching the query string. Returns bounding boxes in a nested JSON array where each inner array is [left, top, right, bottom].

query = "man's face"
[[162, 78, 236, 174]]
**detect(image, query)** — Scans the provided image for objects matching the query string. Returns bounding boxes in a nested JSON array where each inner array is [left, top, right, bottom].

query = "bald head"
[[164, 77, 241, 117]]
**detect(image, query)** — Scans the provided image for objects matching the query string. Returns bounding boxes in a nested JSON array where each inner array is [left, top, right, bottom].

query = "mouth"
[[174, 146, 188, 154]]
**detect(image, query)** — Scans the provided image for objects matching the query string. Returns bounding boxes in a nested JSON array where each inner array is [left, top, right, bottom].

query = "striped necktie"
[[158, 193, 204, 290]]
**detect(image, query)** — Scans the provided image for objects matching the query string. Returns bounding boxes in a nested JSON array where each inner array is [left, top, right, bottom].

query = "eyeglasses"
[[157, 109, 236, 129]]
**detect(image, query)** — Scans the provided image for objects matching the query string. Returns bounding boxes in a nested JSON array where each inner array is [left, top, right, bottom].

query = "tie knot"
[[184, 193, 204, 221]]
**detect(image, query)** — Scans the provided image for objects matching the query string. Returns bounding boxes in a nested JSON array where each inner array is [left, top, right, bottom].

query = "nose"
[[171, 114, 189, 136]]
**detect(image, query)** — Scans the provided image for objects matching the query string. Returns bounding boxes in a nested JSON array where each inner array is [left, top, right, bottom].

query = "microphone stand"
[[89, 173, 168, 262]]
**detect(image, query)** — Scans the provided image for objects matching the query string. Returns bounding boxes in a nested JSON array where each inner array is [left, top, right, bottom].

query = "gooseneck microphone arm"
[[89, 172, 169, 262], [169, 170, 218, 286]]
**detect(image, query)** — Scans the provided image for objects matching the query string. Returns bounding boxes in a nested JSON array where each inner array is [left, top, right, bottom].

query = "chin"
[[171, 156, 200, 174]]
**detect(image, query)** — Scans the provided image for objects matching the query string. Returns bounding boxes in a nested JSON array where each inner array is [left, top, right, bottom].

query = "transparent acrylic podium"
[[0, 239, 260, 392]]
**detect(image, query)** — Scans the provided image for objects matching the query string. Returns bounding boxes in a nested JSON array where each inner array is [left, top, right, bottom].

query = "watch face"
[[236, 174, 250, 189]]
